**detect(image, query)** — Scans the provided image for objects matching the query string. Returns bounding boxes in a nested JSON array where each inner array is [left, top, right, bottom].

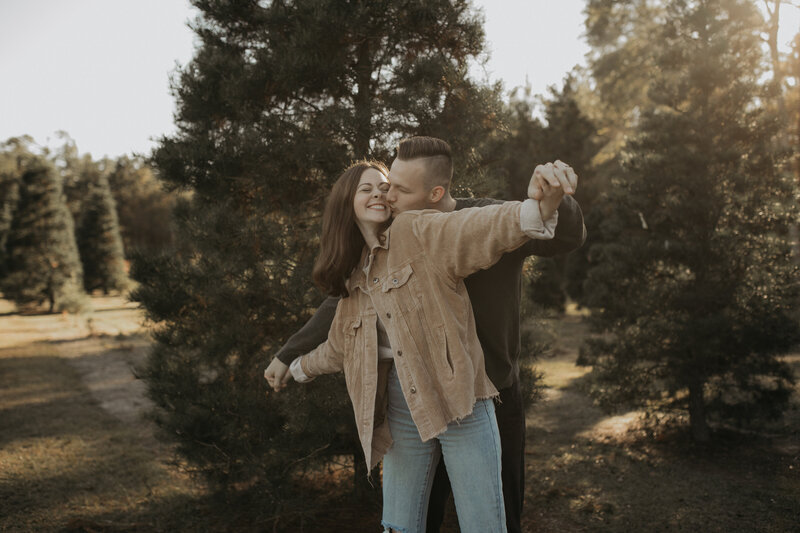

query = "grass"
[[0, 340, 206, 532], [523, 314, 800, 532], [0, 297, 798, 532]]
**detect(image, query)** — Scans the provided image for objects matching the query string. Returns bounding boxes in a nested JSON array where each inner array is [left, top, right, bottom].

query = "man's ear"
[[429, 185, 446, 203]]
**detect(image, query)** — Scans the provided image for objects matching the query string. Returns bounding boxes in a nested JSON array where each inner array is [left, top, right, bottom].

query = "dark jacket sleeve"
[[456, 195, 587, 257], [274, 296, 341, 365]]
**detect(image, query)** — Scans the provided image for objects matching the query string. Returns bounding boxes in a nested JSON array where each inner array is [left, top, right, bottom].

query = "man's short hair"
[[396, 136, 453, 191]]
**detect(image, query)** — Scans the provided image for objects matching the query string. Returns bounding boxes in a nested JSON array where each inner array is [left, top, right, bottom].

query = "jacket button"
[[386, 312, 391, 319], [393, 279, 398, 284], [373, 277, 379, 284], [396, 350, 402, 357], [410, 386, 416, 393]]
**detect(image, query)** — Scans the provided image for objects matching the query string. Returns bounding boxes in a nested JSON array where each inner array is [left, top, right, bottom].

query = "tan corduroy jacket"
[[298, 200, 554, 470]]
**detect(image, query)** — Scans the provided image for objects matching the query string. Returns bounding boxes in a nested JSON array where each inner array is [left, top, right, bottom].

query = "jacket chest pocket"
[[381, 264, 421, 313]]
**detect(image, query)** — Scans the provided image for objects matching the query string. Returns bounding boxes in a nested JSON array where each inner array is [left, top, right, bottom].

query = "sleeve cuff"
[[520, 199, 557, 239], [290, 357, 314, 383]]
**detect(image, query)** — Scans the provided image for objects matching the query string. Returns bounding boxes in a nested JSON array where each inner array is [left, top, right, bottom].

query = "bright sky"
[[0, 1, 797, 159]]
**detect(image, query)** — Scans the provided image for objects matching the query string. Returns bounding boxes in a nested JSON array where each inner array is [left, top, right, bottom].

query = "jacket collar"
[[348, 227, 392, 294]]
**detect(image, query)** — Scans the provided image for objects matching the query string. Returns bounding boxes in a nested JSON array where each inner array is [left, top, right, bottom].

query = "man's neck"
[[434, 194, 457, 213]]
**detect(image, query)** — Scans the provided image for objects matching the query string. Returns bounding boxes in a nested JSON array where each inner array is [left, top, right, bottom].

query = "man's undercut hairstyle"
[[396, 136, 453, 191]]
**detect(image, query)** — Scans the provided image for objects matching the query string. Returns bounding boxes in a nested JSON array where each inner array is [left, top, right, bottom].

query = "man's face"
[[387, 158, 436, 215]]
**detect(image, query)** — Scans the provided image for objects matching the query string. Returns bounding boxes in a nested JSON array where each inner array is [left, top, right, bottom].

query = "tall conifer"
[[132, 0, 505, 507], [581, 0, 799, 442], [76, 162, 129, 293], [2, 156, 88, 312], [0, 147, 22, 279]]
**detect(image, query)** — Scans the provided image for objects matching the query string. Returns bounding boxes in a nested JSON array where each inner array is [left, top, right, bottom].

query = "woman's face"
[[353, 168, 391, 227]]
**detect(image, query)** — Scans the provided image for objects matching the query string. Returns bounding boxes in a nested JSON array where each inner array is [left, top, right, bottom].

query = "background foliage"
[[1, 0, 797, 521]]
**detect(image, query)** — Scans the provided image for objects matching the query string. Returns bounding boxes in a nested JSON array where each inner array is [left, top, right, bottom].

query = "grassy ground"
[[523, 314, 800, 532], [0, 298, 798, 531], [0, 298, 207, 531]]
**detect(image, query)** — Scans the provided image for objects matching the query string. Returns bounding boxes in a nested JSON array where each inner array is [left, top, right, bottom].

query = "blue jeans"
[[381, 364, 507, 533]]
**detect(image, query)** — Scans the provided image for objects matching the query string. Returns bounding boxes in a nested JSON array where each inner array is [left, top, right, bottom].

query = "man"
[[265, 136, 585, 533]]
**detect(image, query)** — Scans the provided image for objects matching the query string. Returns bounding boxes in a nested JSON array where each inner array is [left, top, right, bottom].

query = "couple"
[[265, 136, 585, 533]]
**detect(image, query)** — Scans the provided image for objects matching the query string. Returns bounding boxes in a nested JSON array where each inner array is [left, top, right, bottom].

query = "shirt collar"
[[349, 227, 391, 293]]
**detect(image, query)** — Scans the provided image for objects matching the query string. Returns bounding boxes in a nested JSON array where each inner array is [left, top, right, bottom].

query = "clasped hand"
[[264, 357, 291, 392], [528, 160, 578, 220]]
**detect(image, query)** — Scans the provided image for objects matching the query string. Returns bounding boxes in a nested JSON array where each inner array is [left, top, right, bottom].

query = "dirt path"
[[1, 299, 798, 532], [528, 314, 642, 446], [0, 297, 203, 532], [521, 312, 800, 532], [0, 296, 153, 424]]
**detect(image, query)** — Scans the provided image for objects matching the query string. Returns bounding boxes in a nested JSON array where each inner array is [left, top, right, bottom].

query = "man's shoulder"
[[455, 197, 504, 209], [393, 208, 445, 222]]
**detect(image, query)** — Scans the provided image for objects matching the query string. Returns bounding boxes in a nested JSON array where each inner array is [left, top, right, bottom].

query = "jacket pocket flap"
[[382, 264, 414, 292], [346, 316, 362, 334]]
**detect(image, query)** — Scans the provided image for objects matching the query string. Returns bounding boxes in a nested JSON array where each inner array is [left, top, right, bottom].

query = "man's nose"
[[386, 188, 396, 203]]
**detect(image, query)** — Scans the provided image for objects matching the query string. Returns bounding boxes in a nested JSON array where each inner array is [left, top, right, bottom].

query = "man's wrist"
[[521, 199, 558, 239]]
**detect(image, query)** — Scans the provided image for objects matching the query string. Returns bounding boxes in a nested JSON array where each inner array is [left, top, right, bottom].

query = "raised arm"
[[407, 199, 552, 282], [456, 195, 585, 257], [407, 160, 580, 280], [458, 160, 586, 257]]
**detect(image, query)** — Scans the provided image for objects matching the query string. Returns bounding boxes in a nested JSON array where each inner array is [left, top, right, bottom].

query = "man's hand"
[[528, 160, 578, 221], [264, 358, 292, 392]]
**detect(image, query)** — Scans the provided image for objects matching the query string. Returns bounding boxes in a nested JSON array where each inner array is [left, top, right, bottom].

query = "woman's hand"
[[264, 358, 292, 391], [528, 160, 578, 221]]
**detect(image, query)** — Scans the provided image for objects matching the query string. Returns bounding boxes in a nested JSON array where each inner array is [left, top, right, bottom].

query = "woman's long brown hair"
[[312, 160, 389, 297]]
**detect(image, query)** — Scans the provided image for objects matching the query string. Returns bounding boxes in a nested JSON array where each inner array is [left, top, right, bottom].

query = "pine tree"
[[581, 0, 799, 442], [106, 156, 176, 254], [75, 161, 129, 293], [493, 76, 599, 309], [131, 0, 505, 509], [0, 140, 25, 279], [2, 156, 88, 313]]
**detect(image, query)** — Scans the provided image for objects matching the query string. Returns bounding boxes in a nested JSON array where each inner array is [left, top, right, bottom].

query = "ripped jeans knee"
[[381, 522, 408, 533]]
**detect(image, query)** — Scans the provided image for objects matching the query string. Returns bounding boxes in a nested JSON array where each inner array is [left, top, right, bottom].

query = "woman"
[[280, 160, 556, 533]]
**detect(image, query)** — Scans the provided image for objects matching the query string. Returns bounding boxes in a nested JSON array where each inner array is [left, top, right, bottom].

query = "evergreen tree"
[[537, 76, 599, 305], [2, 156, 88, 313], [493, 76, 599, 309], [51, 134, 87, 224], [0, 139, 26, 279], [583, 0, 666, 162], [492, 86, 547, 201], [107, 156, 177, 254], [75, 161, 129, 293], [581, 0, 799, 442], [132, 0, 505, 508]]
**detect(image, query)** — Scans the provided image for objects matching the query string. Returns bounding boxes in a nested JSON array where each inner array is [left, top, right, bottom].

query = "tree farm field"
[[0, 296, 798, 532]]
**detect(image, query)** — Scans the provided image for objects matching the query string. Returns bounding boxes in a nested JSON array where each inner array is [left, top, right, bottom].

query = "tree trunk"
[[688, 378, 710, 443], [352, 36, 373, 159], [765, 0, 782, 91]]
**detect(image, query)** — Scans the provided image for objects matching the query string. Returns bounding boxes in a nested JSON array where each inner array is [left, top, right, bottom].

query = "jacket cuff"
[[290, 357, 314, 383], [520, 199, 557, 239]]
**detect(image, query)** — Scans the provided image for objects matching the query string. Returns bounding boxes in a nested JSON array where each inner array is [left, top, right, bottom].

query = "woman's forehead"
[[359, 168, 389, 185]]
